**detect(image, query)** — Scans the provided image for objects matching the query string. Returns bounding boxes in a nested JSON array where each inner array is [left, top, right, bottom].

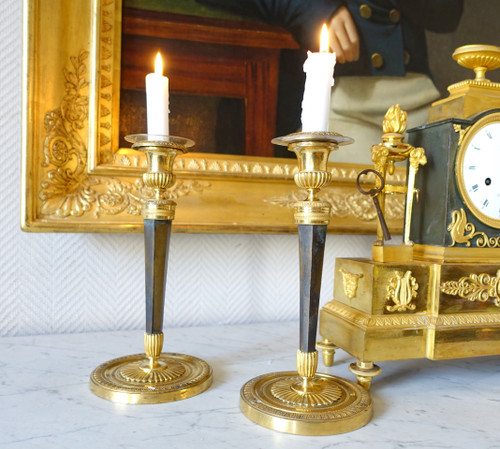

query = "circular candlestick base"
[[240, 371, 372, 435], [90, 352, 212, 404]]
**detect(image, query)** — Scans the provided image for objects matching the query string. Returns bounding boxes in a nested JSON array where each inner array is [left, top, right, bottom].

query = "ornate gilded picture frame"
[[21, 0, 404, 233]]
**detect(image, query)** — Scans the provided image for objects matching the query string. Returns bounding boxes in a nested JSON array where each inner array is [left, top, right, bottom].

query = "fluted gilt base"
[[90, 352, 212, 404], [239, 371, 372, 435]]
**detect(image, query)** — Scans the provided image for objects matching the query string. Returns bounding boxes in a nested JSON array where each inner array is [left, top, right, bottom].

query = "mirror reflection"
[[119, 0, 500, 163]]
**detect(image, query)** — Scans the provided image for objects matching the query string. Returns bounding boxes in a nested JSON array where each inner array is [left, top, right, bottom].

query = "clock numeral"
[[472, 145, 481, 151], [486, 130, 493, 139], [482, 199, 489, 209], [468, 165, 476, 170], [471, 184, 479, 192]]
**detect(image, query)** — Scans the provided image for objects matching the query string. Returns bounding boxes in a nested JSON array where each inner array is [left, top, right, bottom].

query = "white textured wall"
[[0, 0, 373, 337]]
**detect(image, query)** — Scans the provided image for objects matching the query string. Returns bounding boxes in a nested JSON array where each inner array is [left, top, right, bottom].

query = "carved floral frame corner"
[[21, 0, 404, 234]]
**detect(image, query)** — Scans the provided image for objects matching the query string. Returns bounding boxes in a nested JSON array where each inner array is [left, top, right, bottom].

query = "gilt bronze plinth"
[[239, 132, 373, 435], [90, 135, 212, 404]]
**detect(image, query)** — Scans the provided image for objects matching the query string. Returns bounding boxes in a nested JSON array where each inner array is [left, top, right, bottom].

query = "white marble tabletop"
[[0, 321, 499, 448]]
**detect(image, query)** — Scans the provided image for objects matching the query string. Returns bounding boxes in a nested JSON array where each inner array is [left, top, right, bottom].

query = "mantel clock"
[[318, 45, 500, 390], [410, 108, 500, 258]]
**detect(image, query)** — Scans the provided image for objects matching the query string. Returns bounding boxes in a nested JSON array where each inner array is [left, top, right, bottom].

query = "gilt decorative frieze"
[[436, 312, 500, 326], [322, 301, 429, 328], [113, 152, 407, 185], [441, 269, 500, 307], [96, 0, 117, 165], [114, 151, 301, 178], [323, 300, 500, 329], [266, 190, 404, 222]]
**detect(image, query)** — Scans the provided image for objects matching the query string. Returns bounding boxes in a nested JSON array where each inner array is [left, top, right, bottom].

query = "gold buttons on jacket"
[[360, 4, 372, 19], [389, 9, 400, 23], [371, 53, 384, 68]]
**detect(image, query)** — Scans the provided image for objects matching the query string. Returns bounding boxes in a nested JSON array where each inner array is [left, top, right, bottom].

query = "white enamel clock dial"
[[456, 112, 500, 229]]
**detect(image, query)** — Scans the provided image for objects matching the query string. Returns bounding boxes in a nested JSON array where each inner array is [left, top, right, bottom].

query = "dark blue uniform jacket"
[[195, 0, 463, 77]]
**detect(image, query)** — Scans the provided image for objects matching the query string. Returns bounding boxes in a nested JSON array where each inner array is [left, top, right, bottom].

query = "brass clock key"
[[356, 169, 391, 241]]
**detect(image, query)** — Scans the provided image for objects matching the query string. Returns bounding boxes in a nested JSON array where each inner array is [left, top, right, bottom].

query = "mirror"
[[34, 0, 498, 233]]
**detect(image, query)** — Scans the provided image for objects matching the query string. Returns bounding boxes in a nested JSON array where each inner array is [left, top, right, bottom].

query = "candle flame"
[[320, 24, 329, 52], [154, 52, 163, 75]]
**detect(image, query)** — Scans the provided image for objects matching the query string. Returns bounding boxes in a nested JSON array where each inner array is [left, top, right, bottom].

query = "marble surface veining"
[[0, 321, 499, 448]]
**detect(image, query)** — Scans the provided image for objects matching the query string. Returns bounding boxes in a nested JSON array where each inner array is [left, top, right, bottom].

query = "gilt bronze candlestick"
[[90, 135, 212, 404], [239, 132, 372, 435]]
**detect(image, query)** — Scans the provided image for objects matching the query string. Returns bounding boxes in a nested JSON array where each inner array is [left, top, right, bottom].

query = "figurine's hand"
[[328, 6, 359, 63]]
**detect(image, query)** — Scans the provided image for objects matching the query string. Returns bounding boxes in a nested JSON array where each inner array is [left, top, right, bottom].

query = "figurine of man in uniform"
[[195, 0, 464, 162]]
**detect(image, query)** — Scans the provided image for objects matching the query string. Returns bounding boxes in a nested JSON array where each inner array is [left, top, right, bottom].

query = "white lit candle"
[[301, 24, 336, 132], [146, 52, 169, 136]]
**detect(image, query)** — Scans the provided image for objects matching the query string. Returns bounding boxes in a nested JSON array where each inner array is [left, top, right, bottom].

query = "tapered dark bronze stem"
[[144, 219, 171, 334], [298, 224, 327, 353]]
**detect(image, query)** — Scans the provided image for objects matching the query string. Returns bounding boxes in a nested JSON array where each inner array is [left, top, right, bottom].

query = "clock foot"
[[316, 339, 337, 367], [349, 361, 382, 391]]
